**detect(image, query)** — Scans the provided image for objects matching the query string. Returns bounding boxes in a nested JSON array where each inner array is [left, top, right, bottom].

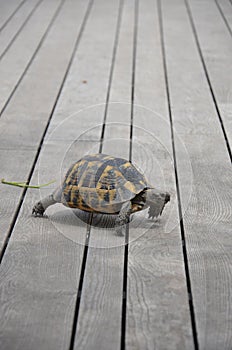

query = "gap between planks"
[[0, 0, 94, 263], [0, 0, 65, 117], [157, 0, 199, 349]]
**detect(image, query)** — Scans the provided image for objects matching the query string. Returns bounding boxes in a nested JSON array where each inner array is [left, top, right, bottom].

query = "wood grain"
[[0, 0, 41, 59], [125, 0, 194, 349], [73, 0, 133, 349], [0, 0, 62, 114], [187, 0, 232, 153], [0, 0, 90, 250], [0, 189, 86, 350], [0, 0, 125, 349], [215, 0, 232, 34], [0, 0, 231, 349], [162, 0, 232, 349], [0, 1, 95, 349], [0, 149, 36, 248], [0, 0, 26, 32]]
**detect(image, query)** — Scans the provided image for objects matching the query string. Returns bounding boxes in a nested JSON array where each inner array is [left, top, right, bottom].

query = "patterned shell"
[[61, 153, 148, 213]]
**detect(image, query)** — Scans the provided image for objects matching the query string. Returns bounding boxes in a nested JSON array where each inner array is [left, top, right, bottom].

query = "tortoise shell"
[[61, 153, 149, 214]]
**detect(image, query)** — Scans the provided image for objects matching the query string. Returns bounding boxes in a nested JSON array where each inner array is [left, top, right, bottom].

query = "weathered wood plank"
[[36, 1, 129, 348], [0, 1, 231, 350], [187, 0, 232, 155], [0, 0, 63, 114], [0, 149, 36, 248], [161, 0, 232, 349], [46, 0, 130, 140], [0, 0, 126, 349], [215, 0, 232, 35], [73, 0, 134, 349], [125, 0, 194, 349], [0, 188, 86, 350], [0, 0, 41, 59], [0, 0, 26, 32], [0, 0, 90, 251], [0, 0, 96, 350]]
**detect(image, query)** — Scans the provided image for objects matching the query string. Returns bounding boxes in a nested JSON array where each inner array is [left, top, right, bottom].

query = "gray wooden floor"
[[0, 0, 231, 349]]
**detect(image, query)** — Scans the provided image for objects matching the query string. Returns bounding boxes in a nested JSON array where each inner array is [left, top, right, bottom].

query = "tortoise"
[[32, 153, 170, 235]]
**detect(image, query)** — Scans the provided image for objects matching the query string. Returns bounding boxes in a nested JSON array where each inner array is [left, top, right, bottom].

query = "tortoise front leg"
[[146, 189, 170, 219], [115, 201, 132, 236]]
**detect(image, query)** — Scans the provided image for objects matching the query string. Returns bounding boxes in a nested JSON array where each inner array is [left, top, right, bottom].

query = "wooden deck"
[[0, 0, 231, 349]]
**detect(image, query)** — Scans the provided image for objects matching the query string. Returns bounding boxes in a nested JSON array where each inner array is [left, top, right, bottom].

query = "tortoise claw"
[[148, 205, 161, 220], [148, 209, 155, 220], [32, 201, 45, 217]]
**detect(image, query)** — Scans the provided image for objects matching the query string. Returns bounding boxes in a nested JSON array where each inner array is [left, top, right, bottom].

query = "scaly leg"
[[115, 201, 132, 236], [146, 189, 170, 219], [32, 194, 57, 217]]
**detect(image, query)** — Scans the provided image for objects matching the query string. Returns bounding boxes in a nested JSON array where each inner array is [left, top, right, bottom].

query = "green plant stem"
[[1, 179, 56, 188]]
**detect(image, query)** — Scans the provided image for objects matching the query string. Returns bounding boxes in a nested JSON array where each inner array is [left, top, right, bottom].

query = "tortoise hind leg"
[[32, 186, 63, 217], [115, 201, 132, 236], [32, 194, 56, 217]]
